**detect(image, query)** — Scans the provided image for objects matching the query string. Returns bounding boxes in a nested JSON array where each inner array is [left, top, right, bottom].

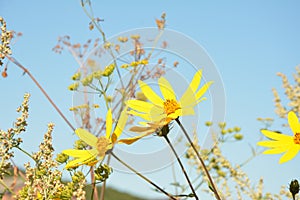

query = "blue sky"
[[1, 1, 300, 199]]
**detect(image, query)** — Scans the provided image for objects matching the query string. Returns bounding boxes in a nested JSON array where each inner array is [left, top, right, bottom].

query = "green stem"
[[175, 118, 222, 200], [16, 146, 36, 162], [0, 179, 14, 195], [164, 135, 198, 199], [110, 152, 176, 200]]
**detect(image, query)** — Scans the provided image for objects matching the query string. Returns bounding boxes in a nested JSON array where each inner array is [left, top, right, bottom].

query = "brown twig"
[[5, 55, 75, 132], [175, 118, 222, 200]]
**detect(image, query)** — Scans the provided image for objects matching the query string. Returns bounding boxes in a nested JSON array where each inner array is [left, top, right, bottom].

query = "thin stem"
[[16, 147, 36, 162], [5, 55, 75, 132], [164, 135, 198, 200], [99, 154, 111, 200], [90, 167, 98, 200], [0, 179, 14, 195], [175, 118, 222, 200], [110, 152, 176, 200]]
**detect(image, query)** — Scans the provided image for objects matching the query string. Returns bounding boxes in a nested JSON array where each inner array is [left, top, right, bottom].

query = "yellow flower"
[[126, 70, 213, 124], [257, 111, 300, 164], [62, 109, 128, 169]]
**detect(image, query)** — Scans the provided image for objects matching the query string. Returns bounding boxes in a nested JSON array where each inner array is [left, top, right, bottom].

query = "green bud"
[[234, 133, 243, 140], [81, 74, 93, 86], [72, 171, 85, 183], [74, 139, 87, 150], [218, 122, 226, 129], [221, 129, 227, 135], [102, 63, 115, 77], [234, 126, 241, 132], [227, 128, 234, 133], [71, 72, 81, 81], [217, 170, 226, 177], [68, 82, 79, 91], [205, 121, 213, 126], [56, 153, 69, 164], [92, 70, 102, 79], [289, 179, 299, 199], [95, 164, 112, 182]]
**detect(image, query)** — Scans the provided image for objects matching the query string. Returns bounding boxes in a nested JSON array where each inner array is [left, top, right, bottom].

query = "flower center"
[[96, 136, 111, 157], [294, 133, 300, 145], [163, 99, 180, 115]]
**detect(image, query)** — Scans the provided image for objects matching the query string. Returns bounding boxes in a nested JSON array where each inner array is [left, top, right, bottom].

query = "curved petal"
[[114, 107, 128, 138], [288, 111, 300, 135], [64, 149, 98, 169], [62, 149, 96, 158], [158, 77, 176, 100], [118, 132, 153, 145], [128, 110, 152, 121], [106, 109, 113, 139], [190, 70, 202, 92], [261, 130, 292, 142], [149, 105, 166, 121], [138, 80, 164, 105], [126, 99, 154, 113], [181, 107, 195, 116], [279, 145, 300, 164], [195, 81, 213, 101], [180, 87, 198, 108], [75, 128, 97, 147], [129, 126, 156, 133]]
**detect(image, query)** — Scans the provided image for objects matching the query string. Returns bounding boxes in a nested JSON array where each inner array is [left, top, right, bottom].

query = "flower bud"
[[81, 74, 93, 86], [56, 153, 69, 164], [102, 63, 115, 77], [289, 179, 299, 198], [71, 72, 81, 81], [68, 82, 79, 91], [234, 133, 243, 140], [94, 164, 112, 182]]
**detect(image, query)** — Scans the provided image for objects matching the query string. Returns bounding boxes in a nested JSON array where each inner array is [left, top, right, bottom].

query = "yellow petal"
[[75, 128, 97, 147], [126, 99, 153, 113], [180, 87, 198, 108], [62, 149, 97, 158], [129, 126, 156, 133], [279, 145, 300, 164], [288, 111, 300, 135], [128, 110, 152, 121], [118, 132, 153, 145], [261, 130, 292, 141], [138, 80, 164, 105], [65, 150, 98, 169], [257, 140, 292, 148], [263, 147, 288, 154], [158, 77, 176, 100], [114, 107, 128, 138], [106, 109, 113, 139], [190, 70, 202, 93], [195, 81, 213, 101], [149, 105, 166, 121], [181, 107, 195, 116]]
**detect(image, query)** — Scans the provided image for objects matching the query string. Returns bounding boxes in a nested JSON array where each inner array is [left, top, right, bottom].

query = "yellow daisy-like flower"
[[126, 70, 213, 124], [62, 108, 128, 169], [257, 111, 300, 164]]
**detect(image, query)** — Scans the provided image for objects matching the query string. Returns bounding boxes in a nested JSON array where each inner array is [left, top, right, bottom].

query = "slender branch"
[[164, 135, 198, 200], [175, 118, 222, 200], [0, 179, 14, 195], [5, 55, 75, 132], [110, 152, 177, 200]]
